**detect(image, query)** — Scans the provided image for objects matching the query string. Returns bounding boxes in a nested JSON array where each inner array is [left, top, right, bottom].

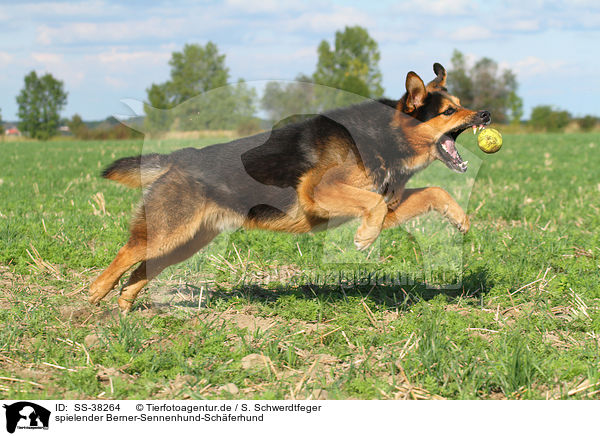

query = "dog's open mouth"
[[437, 123, 488, 173]]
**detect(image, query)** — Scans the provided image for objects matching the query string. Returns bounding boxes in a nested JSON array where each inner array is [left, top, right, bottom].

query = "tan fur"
[[90, 168, 244, 310], [89, 240, 147, 305], [383, 187, 469, 233], [116, 227, 219, 312], [104, 165, 170, 188]]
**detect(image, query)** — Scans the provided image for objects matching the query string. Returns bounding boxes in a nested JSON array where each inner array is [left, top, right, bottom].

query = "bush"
[[68, 114, 143, 140], [235, 118, 261, 136], [576, 115, 599, 132], [529, 105, 571, 132]]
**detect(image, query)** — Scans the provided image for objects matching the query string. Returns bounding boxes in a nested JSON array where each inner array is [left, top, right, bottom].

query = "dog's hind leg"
[[117, 226, 219, 313], [90, 167, 234, 310], [89, 239, 146, 305]]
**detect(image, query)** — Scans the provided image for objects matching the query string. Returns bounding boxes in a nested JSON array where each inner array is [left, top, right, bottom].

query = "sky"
[[0, 0, 599, 121]]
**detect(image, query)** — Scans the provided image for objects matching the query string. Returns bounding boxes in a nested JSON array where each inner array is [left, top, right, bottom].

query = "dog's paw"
[[354, 237, 375, 251], [354, 226, 380, 251], [117, 296, 134, 314], [456, 214, 470, 234], [88, 289, 102, 305]]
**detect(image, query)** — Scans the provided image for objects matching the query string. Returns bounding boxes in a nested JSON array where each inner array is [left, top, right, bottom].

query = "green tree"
[[67, 113, 87, 138], [175, 78, 257, 131], [16, 71, 68, 140], [261, 74, 317, 123], [507, 91, 524, 125], [144, 42, 255, 132], [145, 83, 172, 132], [577, 115, 599, 131], [529, 105, 571, 132], [166, 42, 229, 105], [231, 79, 257, 123], [313, 26, 383, 109], [447, 50, 522, 124], [0, 108, 3, 136], [447, 50, 474, 107]]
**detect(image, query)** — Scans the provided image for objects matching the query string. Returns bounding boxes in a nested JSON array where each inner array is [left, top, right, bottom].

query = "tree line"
[[4, 27, 599, 140]]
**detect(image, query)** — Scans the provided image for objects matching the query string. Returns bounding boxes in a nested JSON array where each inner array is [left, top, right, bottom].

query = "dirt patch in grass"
[[0, 267, 20, 309], [192, 306, 330, 339]]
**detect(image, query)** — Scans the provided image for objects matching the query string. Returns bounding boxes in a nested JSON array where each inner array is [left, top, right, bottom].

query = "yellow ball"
[[478, 128, 502, 153]]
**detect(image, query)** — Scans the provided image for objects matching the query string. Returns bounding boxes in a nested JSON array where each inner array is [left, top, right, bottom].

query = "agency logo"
[[2, 402, 50, 434]]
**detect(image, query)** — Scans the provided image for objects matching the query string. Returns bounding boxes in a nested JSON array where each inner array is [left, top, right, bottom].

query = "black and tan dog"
[[89, 63, 491, 312]]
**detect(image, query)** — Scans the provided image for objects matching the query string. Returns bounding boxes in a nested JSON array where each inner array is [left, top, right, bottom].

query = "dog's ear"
[[433, 63, 446, 87], [426, 63, 447, 92], [404, 71, 427, 113]]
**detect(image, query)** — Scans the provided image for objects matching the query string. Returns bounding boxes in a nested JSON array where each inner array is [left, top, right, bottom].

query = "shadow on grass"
[[147, 265, 493, 313]]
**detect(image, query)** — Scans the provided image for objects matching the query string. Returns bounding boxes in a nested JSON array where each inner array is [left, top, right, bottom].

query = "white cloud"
[[31, 52, 63, 64], [500, 1, 600, 31], [450, 25, 494, 41], [394, 0, 477, 16], [36, 27, 52, 45], [225, 45, 316, 82], [371, 30, 417, 44], [579, 13, 600, 28], [508, 19, 541, 32], [289, 46, 315, 60], [510, 56, 569, 78], [95, 49, 170, 66], [29, 52, 85, 87], [35, 17, 188, 45], [393, 0, 600, 34], [6, 0, 125, 20], [105, 75, 127, 89], [287, 7, 372, 33], [223, 0, 305, 14], [0, 51, 13, 63]]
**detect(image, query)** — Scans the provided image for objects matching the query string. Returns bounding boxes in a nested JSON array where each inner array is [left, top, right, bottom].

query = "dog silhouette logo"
[[2, 402, 50, 433]]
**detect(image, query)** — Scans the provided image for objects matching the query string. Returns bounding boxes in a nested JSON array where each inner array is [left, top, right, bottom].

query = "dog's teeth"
[[472, 126, 477, 135], [464, 160, 469, 165]]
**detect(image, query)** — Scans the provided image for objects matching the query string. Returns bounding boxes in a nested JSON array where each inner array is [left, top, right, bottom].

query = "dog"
[[89, 63, 491, 312]]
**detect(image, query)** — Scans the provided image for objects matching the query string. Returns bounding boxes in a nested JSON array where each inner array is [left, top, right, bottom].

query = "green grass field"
[[1, 132, 599, 400]]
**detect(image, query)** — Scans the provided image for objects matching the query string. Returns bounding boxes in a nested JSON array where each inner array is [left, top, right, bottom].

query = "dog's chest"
[[375, 169, 409, 207]]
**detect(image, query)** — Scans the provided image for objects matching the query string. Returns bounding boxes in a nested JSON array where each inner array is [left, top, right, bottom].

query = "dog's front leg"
[[354, 199, 389, 251], [383, 187, 469, 233], [312, 183, 388, 251]]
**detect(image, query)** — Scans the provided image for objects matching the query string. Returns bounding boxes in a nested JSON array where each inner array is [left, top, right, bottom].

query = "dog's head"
[[394, 63, 491, 173]]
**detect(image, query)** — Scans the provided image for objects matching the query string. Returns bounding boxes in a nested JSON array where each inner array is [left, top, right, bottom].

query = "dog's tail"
[[102, 153, 171, 188]]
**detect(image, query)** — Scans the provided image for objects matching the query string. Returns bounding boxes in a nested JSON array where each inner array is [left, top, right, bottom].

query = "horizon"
[[1, 0, 599, 121]]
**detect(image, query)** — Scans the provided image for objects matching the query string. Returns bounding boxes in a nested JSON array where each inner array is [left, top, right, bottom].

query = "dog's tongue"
[[442, 138, 459, 159]]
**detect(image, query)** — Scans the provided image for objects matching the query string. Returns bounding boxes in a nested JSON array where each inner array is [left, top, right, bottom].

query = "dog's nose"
[[478, 110, 491, 122]]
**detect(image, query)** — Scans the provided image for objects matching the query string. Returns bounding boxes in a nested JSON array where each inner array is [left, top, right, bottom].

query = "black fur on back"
[[107, 97, 422, 218]]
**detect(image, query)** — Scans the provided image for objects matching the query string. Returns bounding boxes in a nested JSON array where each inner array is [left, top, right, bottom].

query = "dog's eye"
[[443, 108, 456, 116]]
